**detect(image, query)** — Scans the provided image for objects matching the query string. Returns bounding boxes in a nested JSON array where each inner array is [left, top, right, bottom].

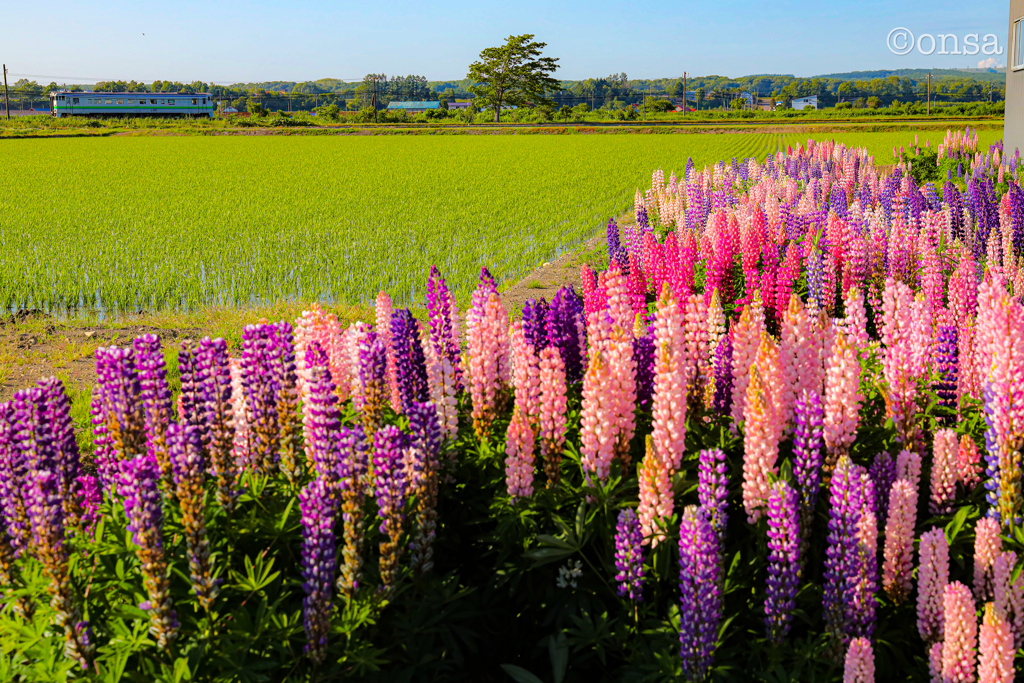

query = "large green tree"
[[467, 34, 560, 122]]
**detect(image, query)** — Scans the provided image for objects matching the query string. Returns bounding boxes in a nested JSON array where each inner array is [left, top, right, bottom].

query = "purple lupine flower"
[[37, 377, 81, 525], [392, 308, 429, 410], [633, 325, 656, 406], [765, 480, 800, 644], [75, 474, 102, 538], [89, 390, 115, 491], [0, 402, 30, 555], [299, 476, 338, 665], [546, 286, 586, 383], [869, 451, 896, 526], [118, 454, 178, 648], [607, 217, 629, 270], [270, 322, 303, 483], [133, 335, 174, 483], [698, 448, 728, 549], [522, 298, 550, 351], [806, 247, 824, 309], [374, 425, 409, 587], [94, 346, 147, 481], [179, 340, 212, 458], [337, 425, 369, 596], [304, 341, 341, 480], [407, 401, 442, 575], [678, 505, 721, 681], [712, 334, 734, 416], [241, 324, 281, 475], [983, 381, 1001, 522], [167, 423, 216, 609], [933, 325, 958, 419], [426, 265, 463, 388], [850, 469, 878, 640], [198, 338, 238, 511], [614, 508, 645, 601], [793, 388, 823, 557], [358, 331, 388, 437]]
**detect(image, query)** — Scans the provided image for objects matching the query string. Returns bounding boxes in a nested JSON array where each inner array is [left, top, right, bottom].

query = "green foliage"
[[467, 34, 561, 122]]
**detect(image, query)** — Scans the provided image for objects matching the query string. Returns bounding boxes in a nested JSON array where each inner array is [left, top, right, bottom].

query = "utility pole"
[[682, 71, 687, 115], [927, 72, 931, 116], [3, 65, 9, 120]]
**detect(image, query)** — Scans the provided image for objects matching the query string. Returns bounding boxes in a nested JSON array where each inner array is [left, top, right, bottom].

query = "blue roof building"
[[386, 101, 442, 113]]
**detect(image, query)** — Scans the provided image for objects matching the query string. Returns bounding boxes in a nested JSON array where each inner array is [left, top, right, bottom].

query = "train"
[[48, 91, 215, 118]]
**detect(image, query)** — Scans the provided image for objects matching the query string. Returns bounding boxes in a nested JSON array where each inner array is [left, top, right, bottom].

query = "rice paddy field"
[[0, 128, 1001, 316]]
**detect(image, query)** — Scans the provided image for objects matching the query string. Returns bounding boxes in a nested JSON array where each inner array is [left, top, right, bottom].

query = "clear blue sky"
[[4, 0, 1010, 84]]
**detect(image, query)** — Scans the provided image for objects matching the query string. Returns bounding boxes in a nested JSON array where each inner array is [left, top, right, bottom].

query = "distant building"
[[738, 92, 755, 108], [222, 107, 239, 114], [792, 95, 818, 110], [447, 102, 472, 110], [1007, 0, 1024, 154], [386, 101, 442, 114]]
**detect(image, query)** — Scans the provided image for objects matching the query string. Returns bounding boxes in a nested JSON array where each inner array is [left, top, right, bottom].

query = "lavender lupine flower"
[[633, 326, 656, 406], [0, 402, 29, 556], [198, 338, 238, 512], [75, 474, 102, 538], [793, 389, 823, 557], [678, 506, 721, 681], [374, 425, 409, 588], [522, 298, 550, 351], [270, 322, 303, 484], [933, 325, 958, 419], [241, 324, 281, 476], [869, 451, 896, 526], [712, 334, 734, 416], [546, 286, 586, 383], [358, 331, 388, 438], [304, 341, 342, 479], [698, 448, 728, 549], [0, 508, 27, 619], [824, 455, 863, 652], [607, 217, 629, 268], [167, 424, 217, 610], [807, 247, 824, 309], [614, 508, 645, 601], [765, 480, 800, 644], [94, 346, 147, 485], [37, 377, 82, 527], [392, 309, 429, 410], [133, 335, 174, 484], [118, 454, 178, 649], [425, 265, 463, 388], [850, 470, 877, 641], [407, 401, 442, 575], [336, 425, 369, 597], [299, 476, 338, 665], [179, 340, 212, 466]]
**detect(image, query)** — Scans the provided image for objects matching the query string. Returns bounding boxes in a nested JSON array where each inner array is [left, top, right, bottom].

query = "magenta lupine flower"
[[299, 476, 338, 665], [765, 480, 800, 644], [918, 527, 950, 645], [504, 407, 535, 500], [336, 425, 369, 597], [358, 331, 388, 437], [882, 479, 917, 604], [958, 435, 983, 492], [407, 401, 442, 575], [197, 338, 238, 511], [979, 602, 1014, 683], [94, 345, 147, 486], [0, 402, 29, 556], [426, 265, 463, 388], [974, 517, 1001, 602], [118, 454, 178, 649], [869, 451, 896, 525], [374, 425, 409, 587], [133, 335, 174, 484], [698, 448, 728, 548], [843, 637, 875, 683], [678, 505, 721, 681], [992, 551, 1024, 649], [614, 508, 645, 601], [546, 286, 586, 384], [793, 388, 823, 554], [942, 582, 978, 682], [392, 308, 429, 410], [167, 423, 217, 609]]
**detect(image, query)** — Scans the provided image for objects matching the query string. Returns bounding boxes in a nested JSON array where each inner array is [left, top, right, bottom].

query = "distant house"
[[222, 107, 239, 114], [386, 101, 442, 114], [447, 102, 472, 110], [792, 96, 818, 110], [738, 92, 755, 108]]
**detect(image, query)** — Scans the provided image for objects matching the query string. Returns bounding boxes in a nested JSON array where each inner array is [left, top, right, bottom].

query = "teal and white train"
[[48, 91, 215, 118]]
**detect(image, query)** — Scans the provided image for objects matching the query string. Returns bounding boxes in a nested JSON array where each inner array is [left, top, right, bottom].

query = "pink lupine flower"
[[228, 356, 250, 470], [538, 346, 567, 485], [843, 637, 875, 683], [883, 479, 918, 604], [682, 293, 709, 406], [504, 407, 534, 500], [841, 287, 869, 348], [929, 642, 945, 683], [780, 294, 815, 430], [824, 332, 863, 472], [345, 322, 370, 410], [941, 582, 978, 683], [978, 602, 1014, 683], [509, 321, 542, 427], [605, 260, 634, 336], [897, 448, 922, 490], [705, 288, 726, 369], [958, 435, 983, 490], [375, 291, 401, 412], [992, 551, 1024, 649], [930, 429, 959, 515], [465, 274, 510, 440], [731, 297, 765, 426], [974, 517, 1002, 603], [580, 313, 634, 479], [422, 327, 459, 441], [918, 528, 950, 645], [742, 363, 781, 523], [638, 436, 673, 547], [652, 286, 687, 473]]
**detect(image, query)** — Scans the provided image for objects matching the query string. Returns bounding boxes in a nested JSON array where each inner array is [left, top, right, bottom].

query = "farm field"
[[0, 128, 1000, 316]]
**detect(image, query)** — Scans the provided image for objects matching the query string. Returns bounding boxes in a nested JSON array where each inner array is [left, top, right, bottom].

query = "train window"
[[117, 99, 124, 105], [192, 98, 197, 105], [105, 99, 112, 105], [202, 98, 206, 104], [73, 98, 79, 104], [159, 100, 165, 105], [168, 99, 175, 105]]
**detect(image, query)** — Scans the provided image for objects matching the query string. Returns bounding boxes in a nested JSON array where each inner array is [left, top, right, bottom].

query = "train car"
[[48, 91, 215, 118]]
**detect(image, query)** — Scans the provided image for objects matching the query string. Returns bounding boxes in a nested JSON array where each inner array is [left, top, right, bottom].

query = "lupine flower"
[[824, 456, 867, 649], [94, 346, 147, 486], [303, 341, 341, 479], [407, 401, 442, 574], [882, 479, 917, 604], [75, 474, 102, 538], [918, 527, 950, 645], [421, 322, 459, 442], [843, 638, 875, 683], [742, 366, 780, 523], [358, 331, 388, 438], [823, 332, 863, 473], [942, 582, 978, 682], [37, 377, 82, 526], [698, 448, 728, 550], [992, 551, 1024, 649], [0, 402, 29, 556], [581, 316, 635, 480], [118, 454, 178, 649], [179, 340, 212, 462], [546, 286, 586, 384], [510, 320, 542, 427], [958, 435, 983, 491], [633, 327, 656, 407], [930, 428, 959, 515], [979, 602, 1014, 683], [793, 389, 823, 556], [133, 335, 174, 485], [731, 299, 765, 425], [375, 291, 401, 411], [466, 269, 510, 440], [167, 423, 217, 609], [711, 333, 734, 415], [198, 338, 238, 512], [299, 476, 338, 665], [652, 285, 687, 473], [336, 426, 369, 597], [504, 407, 535, 500], [974, 517, 1001, 603], [270, 322, 303, 483], [374, 425, 408, 588], [392, 308, 429, 410], [765, 480, 800, 644], [614, 508, 645, 601], [240, 324, 281, 476], [537, 346, 567, 486], [678, 505, 721, 681], [426, 265, 463, 389], [934, 325, 959, 417], [638, 436, 672, 546]]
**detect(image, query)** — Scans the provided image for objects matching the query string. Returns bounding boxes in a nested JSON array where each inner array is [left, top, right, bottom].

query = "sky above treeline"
[[5, 0, 1009, 84]]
